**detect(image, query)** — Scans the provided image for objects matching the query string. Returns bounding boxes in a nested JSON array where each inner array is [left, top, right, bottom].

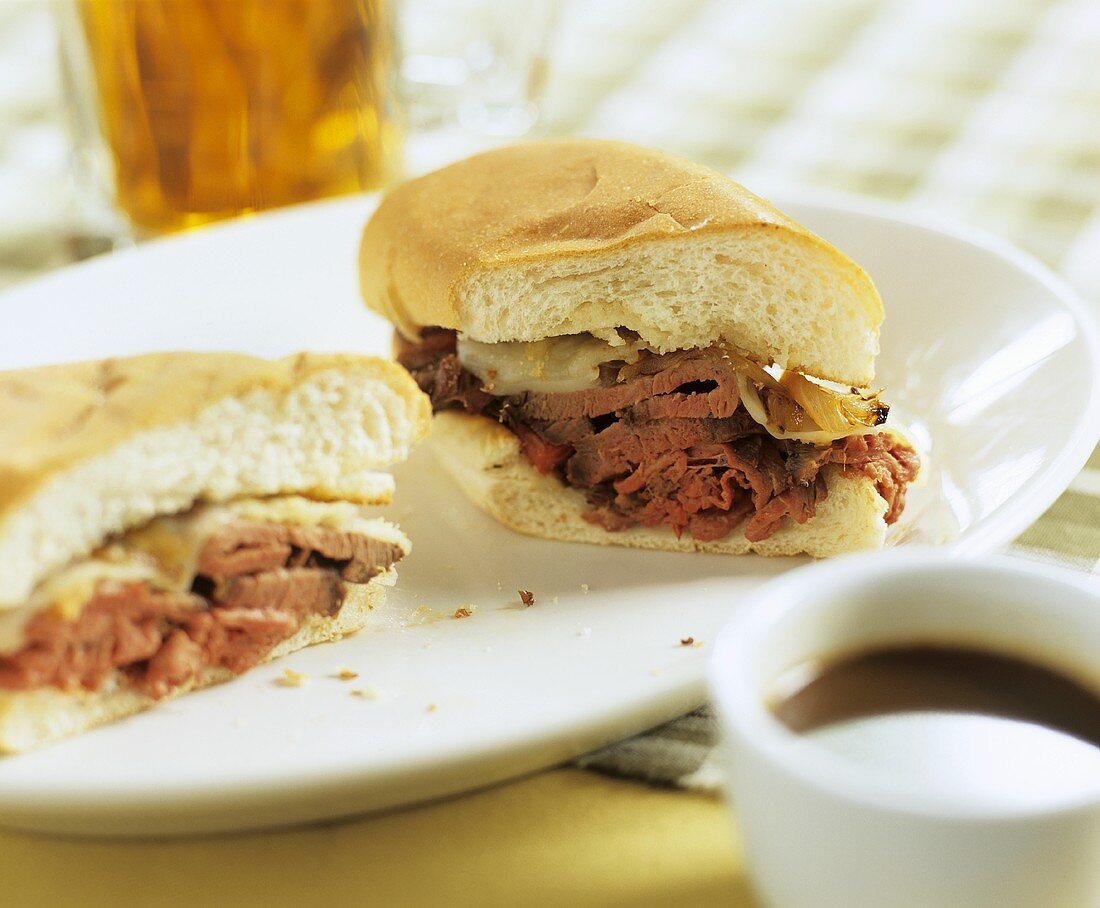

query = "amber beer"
[[75, 0, 399, 234]]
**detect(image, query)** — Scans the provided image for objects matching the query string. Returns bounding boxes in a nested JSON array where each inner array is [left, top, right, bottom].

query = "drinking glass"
[[57, 0, 401, 238]]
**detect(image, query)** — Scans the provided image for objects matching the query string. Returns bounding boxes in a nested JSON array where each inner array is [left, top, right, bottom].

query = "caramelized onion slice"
[[778, 371, 889, 435], [718, 347, 780, 391], [721, 345, 888, 442]]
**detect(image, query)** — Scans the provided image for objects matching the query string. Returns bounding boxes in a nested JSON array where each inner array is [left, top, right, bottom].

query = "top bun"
[[360, 138, 884, 385], [0, 352, 430, 609]]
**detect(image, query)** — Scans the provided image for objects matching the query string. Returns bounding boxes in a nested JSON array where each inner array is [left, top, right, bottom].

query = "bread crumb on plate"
[[275, 669, 309, 687]]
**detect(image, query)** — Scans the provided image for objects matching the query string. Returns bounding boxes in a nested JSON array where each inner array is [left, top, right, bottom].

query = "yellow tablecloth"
[[2, 769, 755, 907]]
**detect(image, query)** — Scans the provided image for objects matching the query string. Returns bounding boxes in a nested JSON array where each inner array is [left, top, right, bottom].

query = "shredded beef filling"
[[398, 329, 920, 543], [0, 521, 404, 698]]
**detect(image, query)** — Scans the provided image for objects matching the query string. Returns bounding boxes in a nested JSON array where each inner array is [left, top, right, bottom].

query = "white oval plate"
[[0, 193, 1095, 836]]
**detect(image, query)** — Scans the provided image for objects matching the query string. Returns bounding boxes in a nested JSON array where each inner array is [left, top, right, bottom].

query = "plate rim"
[[772, 188, 1100, 557]]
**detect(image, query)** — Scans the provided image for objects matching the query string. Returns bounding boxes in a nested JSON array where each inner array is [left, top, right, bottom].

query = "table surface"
[[2, 770, 751, 908], [2, 0, 1100, 904]]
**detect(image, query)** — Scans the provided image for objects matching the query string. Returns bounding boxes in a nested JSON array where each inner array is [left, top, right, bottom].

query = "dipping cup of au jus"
[[710, 550, 1100, 908]]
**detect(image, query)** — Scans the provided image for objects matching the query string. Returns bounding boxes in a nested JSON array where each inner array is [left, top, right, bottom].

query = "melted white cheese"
[[457, 333, 648, 395]]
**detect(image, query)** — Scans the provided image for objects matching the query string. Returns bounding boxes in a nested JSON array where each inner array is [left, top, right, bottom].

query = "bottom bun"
[[0, 579, 386, 754], [430, 410, 889, 558]]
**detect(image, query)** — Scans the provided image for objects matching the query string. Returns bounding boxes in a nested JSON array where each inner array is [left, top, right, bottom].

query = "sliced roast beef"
[[514, 349, 742, 422], [398, 328, 920, 544], [0, 586, 203, 695], [0, 520, 405, 697], [199, 522, 406, 586], [396, 328, 496, 416]]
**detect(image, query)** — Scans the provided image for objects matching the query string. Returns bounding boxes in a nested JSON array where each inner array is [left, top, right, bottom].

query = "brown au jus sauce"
[[770, 644, 1100, 750]]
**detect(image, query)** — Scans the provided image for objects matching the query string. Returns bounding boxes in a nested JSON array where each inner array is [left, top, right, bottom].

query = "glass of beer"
[[59, 0, 401, 238]]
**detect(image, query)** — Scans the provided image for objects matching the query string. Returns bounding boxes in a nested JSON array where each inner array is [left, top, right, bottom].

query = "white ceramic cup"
[[710, 550, 1100, 908]]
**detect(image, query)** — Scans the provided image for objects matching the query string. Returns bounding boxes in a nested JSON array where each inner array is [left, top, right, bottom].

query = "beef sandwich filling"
[[0, 508, 404, 699], [398, 329, 919, 543]]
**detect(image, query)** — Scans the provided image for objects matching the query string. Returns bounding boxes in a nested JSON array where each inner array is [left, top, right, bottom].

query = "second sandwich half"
[[0, 352, 430, 752]]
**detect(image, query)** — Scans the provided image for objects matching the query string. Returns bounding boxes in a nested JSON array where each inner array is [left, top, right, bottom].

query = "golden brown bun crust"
[[0, 579, 386, 754], [360, 139, 791, 334], [0, 352, 430, 521], [428, 411, 890, 558], [359, 138, 884, 383]]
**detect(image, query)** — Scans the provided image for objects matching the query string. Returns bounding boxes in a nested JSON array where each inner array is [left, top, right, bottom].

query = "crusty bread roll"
[[359, 138, 884, 386], [0, 352, 430, 610], [0, 352, 430, 752], [429, 411, 889, 558]]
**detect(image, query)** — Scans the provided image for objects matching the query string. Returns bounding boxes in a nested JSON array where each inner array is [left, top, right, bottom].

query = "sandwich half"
[[360, 138, 919, 557], [0, 351, 430, 752]]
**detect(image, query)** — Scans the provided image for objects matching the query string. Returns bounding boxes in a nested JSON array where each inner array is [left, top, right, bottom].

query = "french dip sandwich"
[[0, 352, 429, 752], [361, 139, 919, 556]]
